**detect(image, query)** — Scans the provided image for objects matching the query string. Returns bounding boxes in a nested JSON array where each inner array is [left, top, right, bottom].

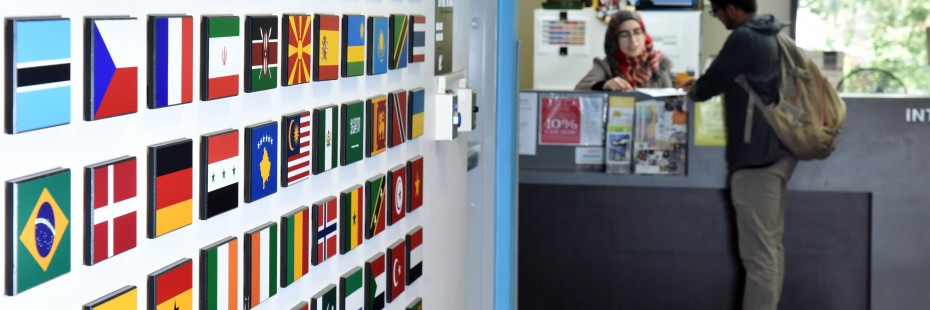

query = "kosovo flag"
[[245, 121, 278, 202], [6, 168, 71, 295]]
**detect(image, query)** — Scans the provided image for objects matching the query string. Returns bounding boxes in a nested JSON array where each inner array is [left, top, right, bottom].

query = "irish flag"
[[201, 237, 238, 310]]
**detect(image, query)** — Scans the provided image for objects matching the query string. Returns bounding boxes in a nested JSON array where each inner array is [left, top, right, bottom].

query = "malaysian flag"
[[282, 111, 311, 186]]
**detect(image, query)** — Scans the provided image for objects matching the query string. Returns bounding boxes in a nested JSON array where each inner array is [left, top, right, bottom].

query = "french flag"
[[153, 16, 193, 107]]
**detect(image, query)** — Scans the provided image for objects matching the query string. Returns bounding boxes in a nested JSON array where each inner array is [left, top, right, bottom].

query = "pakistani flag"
[[202, 16, 241, 100], [341, 100, 364, 166], [200, 237, 238, 310], [312, 105, 339, 174], [310, 284, 337, 310], [365, 252, 386, 310], [341, 267, 364, 310]]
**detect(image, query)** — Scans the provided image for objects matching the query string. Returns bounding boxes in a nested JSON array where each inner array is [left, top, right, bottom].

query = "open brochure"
[[633, 88, 688, 98]]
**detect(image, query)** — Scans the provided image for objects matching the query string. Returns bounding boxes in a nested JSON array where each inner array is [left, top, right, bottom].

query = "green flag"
[[313, 105, 340, 174], [7, 168, 71, 295], [341, 100, 365, 166]]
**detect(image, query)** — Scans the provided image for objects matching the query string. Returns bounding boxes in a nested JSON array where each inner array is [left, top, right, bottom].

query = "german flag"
[[148, 139, 192, 238]]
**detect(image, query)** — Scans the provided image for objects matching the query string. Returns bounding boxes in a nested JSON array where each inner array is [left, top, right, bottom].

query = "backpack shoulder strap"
[[735, 75, 769, 144]]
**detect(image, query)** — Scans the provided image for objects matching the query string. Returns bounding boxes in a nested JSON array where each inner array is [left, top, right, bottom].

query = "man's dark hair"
[[709, 0, 757, 13]]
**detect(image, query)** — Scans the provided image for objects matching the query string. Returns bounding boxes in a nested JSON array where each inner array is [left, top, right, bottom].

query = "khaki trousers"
[[730, 157, 797, 310]]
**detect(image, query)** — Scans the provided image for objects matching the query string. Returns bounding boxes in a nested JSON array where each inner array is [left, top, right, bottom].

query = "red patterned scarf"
[[616, 33, 663, 88]]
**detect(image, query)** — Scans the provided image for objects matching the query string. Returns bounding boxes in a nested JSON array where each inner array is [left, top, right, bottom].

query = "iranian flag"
[[205, 16, 241, 100]]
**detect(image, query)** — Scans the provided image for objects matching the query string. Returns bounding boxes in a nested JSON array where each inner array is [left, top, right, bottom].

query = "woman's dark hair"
[[709, 0, 757, 13], [604, 10, 641, 77]]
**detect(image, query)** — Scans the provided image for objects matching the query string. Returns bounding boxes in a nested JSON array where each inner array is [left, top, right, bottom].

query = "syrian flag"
[[312, 197, 338, 265], [409, 15, 426, 63], [365, 253, 386, 310], [341, 267, 364, 310], [387, 239, 406, 302], [203, 16, 241, 100], [201, 129, 239, 220], [86, 156, 138, 265], [406, 226, 423, 285], [200, 237, 238, 310]]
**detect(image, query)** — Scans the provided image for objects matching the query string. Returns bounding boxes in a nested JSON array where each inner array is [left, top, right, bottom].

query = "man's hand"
[[604, 77, 633, 92], [679, 78, 696, 92]]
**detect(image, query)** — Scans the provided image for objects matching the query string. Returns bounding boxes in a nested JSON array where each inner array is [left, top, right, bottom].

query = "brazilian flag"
[[6, 168, 71, 295]]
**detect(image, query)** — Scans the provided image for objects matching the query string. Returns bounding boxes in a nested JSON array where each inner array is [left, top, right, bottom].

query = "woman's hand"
[[603, 77, 633, 92]]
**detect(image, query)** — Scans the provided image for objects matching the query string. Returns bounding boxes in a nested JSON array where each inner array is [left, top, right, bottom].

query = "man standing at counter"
[[680, 0, 796, 309]]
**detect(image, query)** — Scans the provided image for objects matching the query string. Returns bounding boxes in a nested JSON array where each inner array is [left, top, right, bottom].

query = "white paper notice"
[[518, 92, 539, 155]]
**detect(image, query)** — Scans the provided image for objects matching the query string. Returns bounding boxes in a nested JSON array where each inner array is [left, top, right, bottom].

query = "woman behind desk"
[[575, 10, 673, 91]]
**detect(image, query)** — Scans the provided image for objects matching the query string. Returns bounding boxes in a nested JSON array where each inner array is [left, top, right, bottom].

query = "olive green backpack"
[[735, 33, 847, 160]]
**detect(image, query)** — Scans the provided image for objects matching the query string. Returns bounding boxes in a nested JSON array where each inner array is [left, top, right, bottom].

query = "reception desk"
[[518, 95, 930, 309]]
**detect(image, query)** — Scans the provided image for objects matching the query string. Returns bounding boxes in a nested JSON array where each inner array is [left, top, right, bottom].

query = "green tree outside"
[[797, 0, 930, 94]]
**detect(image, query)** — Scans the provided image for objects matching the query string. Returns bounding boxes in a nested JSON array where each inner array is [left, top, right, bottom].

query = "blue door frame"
[[495, 0, 518, 309]]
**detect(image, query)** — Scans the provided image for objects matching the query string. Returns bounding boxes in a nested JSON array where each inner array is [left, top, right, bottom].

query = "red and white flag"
[[88, 156, 138, 265]]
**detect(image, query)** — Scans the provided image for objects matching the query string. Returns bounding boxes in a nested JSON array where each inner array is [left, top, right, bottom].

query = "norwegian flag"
[[312, 196, 339, 265]]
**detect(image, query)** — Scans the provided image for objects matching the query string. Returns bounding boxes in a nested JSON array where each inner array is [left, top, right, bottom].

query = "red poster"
[[539, 97, 582, 144]]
